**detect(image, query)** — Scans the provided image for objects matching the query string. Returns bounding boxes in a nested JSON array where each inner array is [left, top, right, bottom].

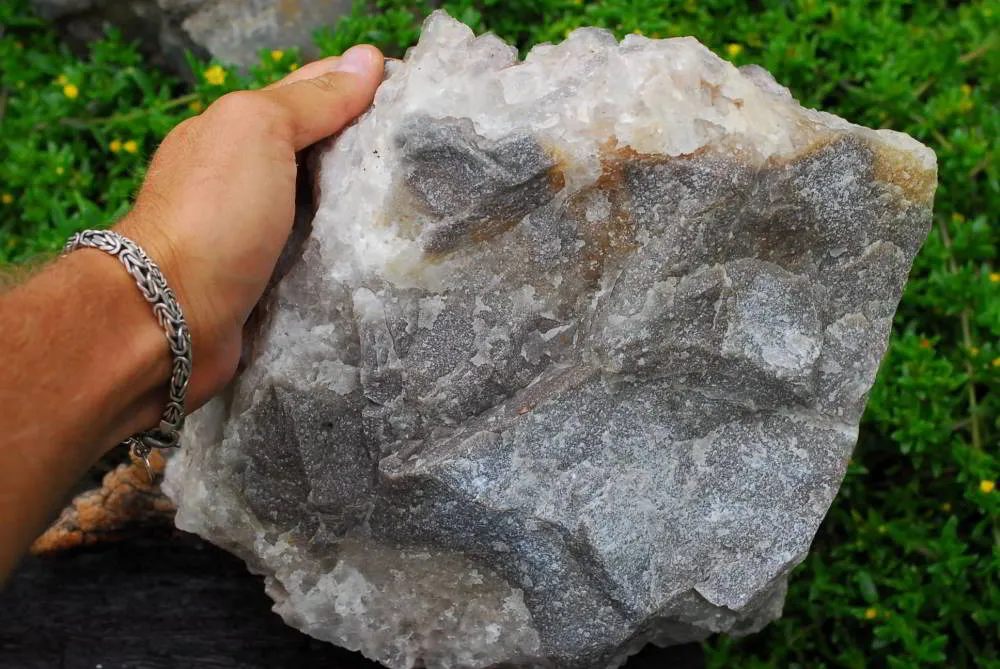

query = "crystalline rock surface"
[[164, 12, 936, 669]]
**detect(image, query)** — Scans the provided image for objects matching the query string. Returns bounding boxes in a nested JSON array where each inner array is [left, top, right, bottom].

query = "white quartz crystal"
[[166, 11, 935, 668]]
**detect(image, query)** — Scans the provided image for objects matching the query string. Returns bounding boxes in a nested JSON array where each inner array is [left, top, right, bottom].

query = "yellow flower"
[[56, 74, 69, 85], [960, 84, 973, 96], [109, 139, 122, 153], [951, 212, 965, 223], [63, 84, 79, 99], [864, 608, 878, 620], [981, 480, 996, 494], [270, 49, 285, 61], [941, 502, 951, 512], [969, 347, 981, 356], [289, 63, 299, 71], [124, 139, 139, 154], [55, 166, 65, 176], [993, 357, 1000, 368], [725, 43, 744, 58], [189, 100, 204, 112], [203, 64, 227, 86], [632, 29, 643, 35], [1, 193, 13, 205], [989, 272, 1000, 283]]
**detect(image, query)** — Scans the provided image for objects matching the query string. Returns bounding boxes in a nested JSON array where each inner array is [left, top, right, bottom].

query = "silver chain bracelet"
[[63, 229, 192, 479]]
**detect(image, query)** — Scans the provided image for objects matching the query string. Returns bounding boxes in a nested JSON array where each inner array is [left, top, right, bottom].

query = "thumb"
[[262, 45, 384, 150]]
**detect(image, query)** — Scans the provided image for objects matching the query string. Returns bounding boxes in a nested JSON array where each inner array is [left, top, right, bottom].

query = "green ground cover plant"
[[1, 0, 997, 665]]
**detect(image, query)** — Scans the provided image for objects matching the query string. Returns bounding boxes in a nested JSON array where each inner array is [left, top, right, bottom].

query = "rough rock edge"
[[166, 12, 936, 669]]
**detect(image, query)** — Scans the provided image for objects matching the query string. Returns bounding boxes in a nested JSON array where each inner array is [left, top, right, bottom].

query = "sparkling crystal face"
[[166, 12, 935, 669]]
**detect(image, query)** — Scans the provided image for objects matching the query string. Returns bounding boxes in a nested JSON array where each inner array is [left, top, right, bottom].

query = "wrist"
[[115, 214, 242, 409], [62, 248, 174, 455]]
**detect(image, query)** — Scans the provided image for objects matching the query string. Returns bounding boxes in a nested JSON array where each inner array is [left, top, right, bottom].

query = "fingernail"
[[334, 46, 375, 75]]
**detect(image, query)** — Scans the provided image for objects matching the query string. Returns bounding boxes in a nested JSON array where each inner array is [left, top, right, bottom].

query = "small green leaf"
[[856, 570, 880, 604]]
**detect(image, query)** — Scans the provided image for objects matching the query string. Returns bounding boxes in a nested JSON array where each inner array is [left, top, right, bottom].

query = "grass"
[[1, 0, 998, 666]]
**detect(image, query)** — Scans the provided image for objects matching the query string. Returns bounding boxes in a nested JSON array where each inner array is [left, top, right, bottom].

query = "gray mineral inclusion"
[[164, 12, 936, 669]]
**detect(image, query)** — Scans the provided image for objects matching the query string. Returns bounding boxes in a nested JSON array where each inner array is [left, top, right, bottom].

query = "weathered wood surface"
[[0, 533, 705, 669]]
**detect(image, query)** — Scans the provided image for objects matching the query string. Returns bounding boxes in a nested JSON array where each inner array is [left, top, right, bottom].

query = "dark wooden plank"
[[0, 533, 377, 669], [0, 533, 704, 669]]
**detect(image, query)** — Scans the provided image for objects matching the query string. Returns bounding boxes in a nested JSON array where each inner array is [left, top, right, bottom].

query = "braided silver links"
[[63, 229, 192, 477]]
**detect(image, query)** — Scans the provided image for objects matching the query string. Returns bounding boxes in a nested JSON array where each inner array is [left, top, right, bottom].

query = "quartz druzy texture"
[[164, 11, 936, 669]]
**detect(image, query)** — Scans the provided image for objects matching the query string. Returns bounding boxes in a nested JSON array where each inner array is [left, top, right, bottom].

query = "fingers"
[[260, 45, 384, 150], [199, 45, 384, 150], [264, 55, 346, 89], [265, 52, 399, 89]]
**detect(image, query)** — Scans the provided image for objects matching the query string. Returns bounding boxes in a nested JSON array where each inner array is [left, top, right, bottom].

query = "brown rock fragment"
[[31, 450, 176, 555]]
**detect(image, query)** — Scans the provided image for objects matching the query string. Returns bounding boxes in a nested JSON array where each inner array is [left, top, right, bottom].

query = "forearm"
[[0, 248, 169, 580]]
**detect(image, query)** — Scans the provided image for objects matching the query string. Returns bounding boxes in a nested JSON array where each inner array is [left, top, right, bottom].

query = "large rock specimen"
[[164, 12, 936, 669]]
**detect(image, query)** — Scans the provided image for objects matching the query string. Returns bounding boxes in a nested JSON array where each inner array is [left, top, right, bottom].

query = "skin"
[[0, 45, 385, 582]]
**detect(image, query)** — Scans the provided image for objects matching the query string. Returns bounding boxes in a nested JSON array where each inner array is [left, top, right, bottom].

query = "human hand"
[[0, 49, 386, 574], [116, 45, 384, 410]]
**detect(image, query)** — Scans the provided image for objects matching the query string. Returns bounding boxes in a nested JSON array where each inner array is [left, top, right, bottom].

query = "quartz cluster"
[[165, 11, 936, 669]]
